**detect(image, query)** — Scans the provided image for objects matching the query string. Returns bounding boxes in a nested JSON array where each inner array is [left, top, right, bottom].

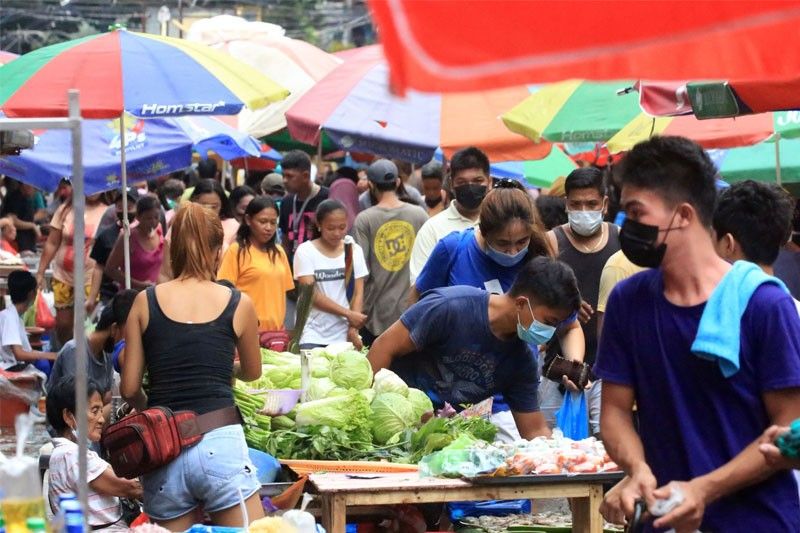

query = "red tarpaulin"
[[367, 1, 800, 94]]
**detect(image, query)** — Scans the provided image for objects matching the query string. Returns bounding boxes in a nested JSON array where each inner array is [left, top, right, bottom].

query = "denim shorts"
[[141, 424, 260, 521]]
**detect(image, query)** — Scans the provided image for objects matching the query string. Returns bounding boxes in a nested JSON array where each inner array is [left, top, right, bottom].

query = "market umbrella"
[[173, 115, 263, 160], [502, 80, 641, 144], [0, 114, 193, 193], [286, 45, 550, 164], [637, 79, 800, 119], [187, 15, 342, 137], [606, 111, 800, 154], [489, 147, 577, 189], [367, 1, 800, 94], [0, 51, 17, 65], [711, 139, 800, 191], [0, 28, 289, 288]]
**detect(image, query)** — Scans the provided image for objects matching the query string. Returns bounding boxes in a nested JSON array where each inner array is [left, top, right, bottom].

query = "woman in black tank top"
[[121, 203, 264, 530]]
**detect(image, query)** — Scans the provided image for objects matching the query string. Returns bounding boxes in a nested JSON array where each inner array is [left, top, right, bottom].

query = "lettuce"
[[407, 388, 434, 424], [329, 351, 373, 390], [372, 368, 409, 397], [370, 392, 416, 444], [295, 390, 372, 444], [305, 378, 339, 401]]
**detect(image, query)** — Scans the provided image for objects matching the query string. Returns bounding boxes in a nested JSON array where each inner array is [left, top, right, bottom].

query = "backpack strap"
[[344, 237, 355, 303]]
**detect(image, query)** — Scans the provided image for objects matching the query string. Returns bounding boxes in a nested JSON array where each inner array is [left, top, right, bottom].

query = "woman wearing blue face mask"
[[413, 182, 553, 299], [411, 181, 586, 441]]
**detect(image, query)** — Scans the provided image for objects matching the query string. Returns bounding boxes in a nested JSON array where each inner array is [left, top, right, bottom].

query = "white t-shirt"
[[409, 201, 478, 283], [293, 238, 368, 345], [48, 438, 124, 529], [0, 306, 30, 369]]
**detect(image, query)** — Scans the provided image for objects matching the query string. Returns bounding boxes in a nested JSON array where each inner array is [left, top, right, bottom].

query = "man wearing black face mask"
[[595, 136, 800, 533], [409, 147, 492, 283], [773, 199, 800, 300], [88, 188, 139, 314]]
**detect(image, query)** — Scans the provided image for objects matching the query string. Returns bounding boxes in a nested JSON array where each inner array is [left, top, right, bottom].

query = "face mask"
[[486, 243, 528, 267], [424, 196, 443, 209], [619, 216, 678, 268], [568, 210, 603, 237], [516, 298, 557, 345], [166, 198, 177, 210], [453, 184, 487, 210]]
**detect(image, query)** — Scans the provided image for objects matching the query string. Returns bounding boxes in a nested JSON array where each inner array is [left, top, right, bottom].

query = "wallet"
[[543, 355, 591, 390]]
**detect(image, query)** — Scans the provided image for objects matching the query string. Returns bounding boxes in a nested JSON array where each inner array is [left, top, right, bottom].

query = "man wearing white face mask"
[[545, 167, 620, 437]]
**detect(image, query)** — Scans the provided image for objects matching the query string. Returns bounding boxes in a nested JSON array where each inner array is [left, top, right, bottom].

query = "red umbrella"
[[367, 1, 800, 94]]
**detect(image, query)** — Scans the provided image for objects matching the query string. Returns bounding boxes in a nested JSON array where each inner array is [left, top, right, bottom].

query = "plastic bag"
[[418, 436, 506, 478], [555, 391, 589, 440], [448, 499, 531, 521], [35, 291, 56, 330], [0, 368, 42, 405]]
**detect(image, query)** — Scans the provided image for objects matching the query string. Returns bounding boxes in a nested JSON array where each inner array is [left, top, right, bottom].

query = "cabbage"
[[263, 364, 301, 389], [261, 349, 300, 365], [359, 389, 376, 404], [372, 369, 409, 397], [324, 342, 355, 357], [306, 378, 339, 401], [295, 391, 372, 443], [329, 351, 373, 390], [407, 388, 434, 423], [310, 356, 331, 378], [369, 392, 416, 444]]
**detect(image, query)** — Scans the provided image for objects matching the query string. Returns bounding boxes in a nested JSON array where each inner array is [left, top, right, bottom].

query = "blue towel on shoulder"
[[692, 260, 789, 377]]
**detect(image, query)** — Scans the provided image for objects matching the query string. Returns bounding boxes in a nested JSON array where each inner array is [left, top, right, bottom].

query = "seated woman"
[[46, 376, 142, 531]]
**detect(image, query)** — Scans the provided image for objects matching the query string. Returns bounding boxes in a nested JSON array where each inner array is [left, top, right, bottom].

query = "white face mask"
[[568, 210, 603, 237]]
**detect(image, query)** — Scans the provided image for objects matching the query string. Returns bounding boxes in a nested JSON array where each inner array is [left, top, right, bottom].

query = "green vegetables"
[[329, 350, 373, 389], [295, 390, 372, 445], [407, 388, 434, 423], [373, 368, 409, 396], [370, 392, 417, 444], [409, 415, 498, 463]]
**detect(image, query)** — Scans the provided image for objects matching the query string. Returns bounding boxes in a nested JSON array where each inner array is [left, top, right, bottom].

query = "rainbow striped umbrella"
[[0, 28, 288, 119], [0, 51, 17, 66], [502, 80, 641, 144], [285, 45, 551, 164]]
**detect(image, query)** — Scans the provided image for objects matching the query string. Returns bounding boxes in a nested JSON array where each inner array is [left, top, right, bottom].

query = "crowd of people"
[[2, 134, 800, 531]]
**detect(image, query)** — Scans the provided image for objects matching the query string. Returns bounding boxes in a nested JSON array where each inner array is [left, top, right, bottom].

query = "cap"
[[117, 187, 139, 204], [367, 159, 398, 185], [261, 173, 285, 195]]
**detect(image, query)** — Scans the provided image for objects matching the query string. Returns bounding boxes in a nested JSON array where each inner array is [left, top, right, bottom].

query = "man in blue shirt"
[[368, 256, 582, 440], [595, 136, 800, 532]]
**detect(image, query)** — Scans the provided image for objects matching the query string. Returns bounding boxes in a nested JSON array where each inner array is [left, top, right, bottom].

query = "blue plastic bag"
[[555, 391, 589, 440], [448, 499, 532, 521]]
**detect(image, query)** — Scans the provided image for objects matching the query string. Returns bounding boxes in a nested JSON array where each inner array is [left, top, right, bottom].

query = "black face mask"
[[424, 196, 443, 209], [453, 184, 487, 210], [619, 218, 669, 268]]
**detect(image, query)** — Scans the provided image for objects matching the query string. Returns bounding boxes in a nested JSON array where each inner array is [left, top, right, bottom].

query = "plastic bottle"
[[50, 494, 76, 533], [24, 518, 46, 533], [0, 507, 7, 533], [61, 501, 85, 533]]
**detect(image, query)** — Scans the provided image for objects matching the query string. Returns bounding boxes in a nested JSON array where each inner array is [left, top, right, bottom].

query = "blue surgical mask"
[[516, 298, 556, 345], [486, 243, 528, 267]]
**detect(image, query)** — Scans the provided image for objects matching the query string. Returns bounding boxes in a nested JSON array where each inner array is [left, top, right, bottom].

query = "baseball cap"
[[261, 172, 285, 195], [367, 159, 398, 185], [116, 187, 139, 204]]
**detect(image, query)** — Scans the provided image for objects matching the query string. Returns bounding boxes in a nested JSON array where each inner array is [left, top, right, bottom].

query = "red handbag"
[[259, 330, 290, 352], [101, 405, 241, 479]]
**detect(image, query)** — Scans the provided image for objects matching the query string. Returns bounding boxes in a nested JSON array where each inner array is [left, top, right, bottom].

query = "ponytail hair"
[[236, 196, 279, 266], [170, 202, 224, 281]]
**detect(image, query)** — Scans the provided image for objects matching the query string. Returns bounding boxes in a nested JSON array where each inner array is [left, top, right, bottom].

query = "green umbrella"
[[261, 128, 339, 155], [717, 138, 800, 194], [490, 146, 577, 188]]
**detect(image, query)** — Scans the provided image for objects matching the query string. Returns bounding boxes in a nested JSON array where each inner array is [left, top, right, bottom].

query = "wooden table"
[[310, 472, 612, 533]]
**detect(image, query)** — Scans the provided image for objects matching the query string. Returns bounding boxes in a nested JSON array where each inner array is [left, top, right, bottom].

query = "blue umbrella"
[[173, 115, 264, 160], [0, 114, 192, 194]]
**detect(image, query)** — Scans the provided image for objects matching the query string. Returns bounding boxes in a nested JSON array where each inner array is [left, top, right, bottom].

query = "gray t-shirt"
[[359, 187, 423, 211], [354, 204, 428, 336], [47, 340, 114, 395]]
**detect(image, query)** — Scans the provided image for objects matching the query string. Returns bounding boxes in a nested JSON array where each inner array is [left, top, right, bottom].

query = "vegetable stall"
[[234, 343, 622, 532]]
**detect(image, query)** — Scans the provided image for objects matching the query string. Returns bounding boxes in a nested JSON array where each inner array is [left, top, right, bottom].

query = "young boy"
[[1, 270, 57, 374]]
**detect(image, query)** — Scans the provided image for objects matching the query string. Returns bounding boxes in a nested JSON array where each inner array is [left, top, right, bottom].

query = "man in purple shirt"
[[594, 136, 800, 532]]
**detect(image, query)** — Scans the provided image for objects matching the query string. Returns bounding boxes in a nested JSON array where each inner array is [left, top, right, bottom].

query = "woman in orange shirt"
[[217, 196, 294, 332]]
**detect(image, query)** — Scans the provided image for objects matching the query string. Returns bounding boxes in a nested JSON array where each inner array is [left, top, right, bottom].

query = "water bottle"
[[51, 493, 76, 533], [24, 518, 46, 533], [62, 500, 85, 533], [0, 507, 6, 533]]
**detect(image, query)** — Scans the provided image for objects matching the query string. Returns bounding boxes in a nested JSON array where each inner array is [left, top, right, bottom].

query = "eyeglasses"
[[493, 178, 526, 191]]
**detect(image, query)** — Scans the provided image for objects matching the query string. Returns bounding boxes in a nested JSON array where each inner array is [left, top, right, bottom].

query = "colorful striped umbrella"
[[187, 15, 341, 137], [490, 147, 577, 189], [0, 51, 17, 65], [0, 114, 192, 194], [606, 111, 800, 154], [502, 80, 642, 143], [0, 28, 288, 119], [285, 45, 551, 164]]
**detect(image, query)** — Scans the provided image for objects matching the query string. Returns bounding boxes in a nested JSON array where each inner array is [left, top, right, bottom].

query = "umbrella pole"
[[775, 132, 783, 186], [119, 115, 131, 289], [68, 90, 90, 514]]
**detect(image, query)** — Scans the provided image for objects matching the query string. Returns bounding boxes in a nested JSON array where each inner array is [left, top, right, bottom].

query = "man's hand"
[[35, 271, 45, 291], [618, 467, 657, 519], [600, 477, 630, 525], [578, 300, 594, 324], [561, 375, 592, 393], [85, 298, 98, 315], [348, 327, 363, 351], [651, 480, 708, 533], [346, 310, 367, 329], [759, 425, 800, 470]]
